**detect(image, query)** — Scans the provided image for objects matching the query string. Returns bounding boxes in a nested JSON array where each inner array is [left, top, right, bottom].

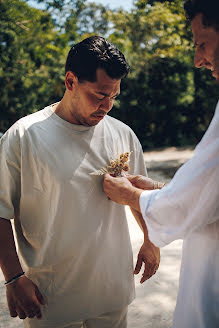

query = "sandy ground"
[[0, 147, 194, 328]]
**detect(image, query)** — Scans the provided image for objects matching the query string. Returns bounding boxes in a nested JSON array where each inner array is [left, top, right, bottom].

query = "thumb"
[[35, 286, 46, 305], [104, 173, 112, 181], [126, 174, 137, 184], [134, 254, 143, 274]]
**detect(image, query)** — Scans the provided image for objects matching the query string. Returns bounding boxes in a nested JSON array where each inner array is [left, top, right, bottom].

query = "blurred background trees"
[[0, 0, 218, 149]]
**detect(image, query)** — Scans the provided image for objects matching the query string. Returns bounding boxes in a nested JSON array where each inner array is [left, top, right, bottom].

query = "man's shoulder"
[[18, 106, 50, 126], [104, 115, 141, 145], [1, 106, 50, 142], [9, 106, 51, 133], [105, 115, 134, 133]]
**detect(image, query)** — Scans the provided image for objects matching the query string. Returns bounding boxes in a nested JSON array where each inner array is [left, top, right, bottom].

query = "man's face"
[[192, 13, 219, 82], [68, 68, 121, 126]]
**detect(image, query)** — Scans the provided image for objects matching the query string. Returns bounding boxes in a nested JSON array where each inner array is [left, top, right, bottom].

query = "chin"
[[85, 120, 101, 127]]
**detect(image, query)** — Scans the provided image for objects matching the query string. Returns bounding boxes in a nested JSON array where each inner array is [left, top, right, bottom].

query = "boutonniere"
[[90, 152, 131, 177]]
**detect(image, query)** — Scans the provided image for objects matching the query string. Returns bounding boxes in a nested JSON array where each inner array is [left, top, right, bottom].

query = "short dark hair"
[[65, 36, 130, 82], [184, 0, 219, 30]]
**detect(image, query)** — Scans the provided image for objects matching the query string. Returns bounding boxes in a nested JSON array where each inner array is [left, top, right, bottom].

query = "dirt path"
[[0, 147, 194, 328]]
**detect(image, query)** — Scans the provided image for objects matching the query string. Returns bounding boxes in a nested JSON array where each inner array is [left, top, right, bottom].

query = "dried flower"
[[90, 151, 131, 176]]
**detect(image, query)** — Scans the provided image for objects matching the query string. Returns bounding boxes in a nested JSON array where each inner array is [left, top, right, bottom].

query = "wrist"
[[0, 251, 24, 282], [127, 186, 143, 211], [5, 272, 25, 286], [153, 180, 166, 189], [1, 263, 24, 282]]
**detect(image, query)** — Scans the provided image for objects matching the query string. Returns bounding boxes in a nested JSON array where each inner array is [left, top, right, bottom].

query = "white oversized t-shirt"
[[140, 102, 219, 327], [0, 105, 147, 326]]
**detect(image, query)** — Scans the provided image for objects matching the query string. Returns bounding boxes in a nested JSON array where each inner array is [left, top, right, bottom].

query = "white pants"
[[24, 306, 128, 328]]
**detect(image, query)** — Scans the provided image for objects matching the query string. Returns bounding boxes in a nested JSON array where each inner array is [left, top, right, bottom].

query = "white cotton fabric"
[[140, 101, 219, 327], [0, 104, 147, 327], [23, 305, 128, 328]]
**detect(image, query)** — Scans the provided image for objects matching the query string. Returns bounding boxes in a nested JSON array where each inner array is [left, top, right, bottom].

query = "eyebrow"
[[96, 91, 120, 97]]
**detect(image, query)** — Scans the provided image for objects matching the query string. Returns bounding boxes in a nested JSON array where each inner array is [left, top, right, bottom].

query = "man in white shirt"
[[0, 36, 160, 328], [103, 0, 219, 327]]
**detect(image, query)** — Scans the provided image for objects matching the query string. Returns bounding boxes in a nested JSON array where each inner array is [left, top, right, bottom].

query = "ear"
[[65, 71, 78, 91]]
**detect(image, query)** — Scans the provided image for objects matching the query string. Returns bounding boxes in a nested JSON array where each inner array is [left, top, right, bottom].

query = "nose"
[[194, 48, 206, 68], [100, 97, 113, 112]]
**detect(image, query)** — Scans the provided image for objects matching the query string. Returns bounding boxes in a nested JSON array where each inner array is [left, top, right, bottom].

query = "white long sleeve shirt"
[[140, 102, 219, 328]]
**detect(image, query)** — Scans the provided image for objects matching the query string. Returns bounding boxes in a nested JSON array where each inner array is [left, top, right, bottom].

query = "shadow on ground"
[[147, 160, 184, 181]]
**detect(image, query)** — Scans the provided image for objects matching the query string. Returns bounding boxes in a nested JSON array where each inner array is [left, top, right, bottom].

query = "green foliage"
[[0, 0, 218, 149], [108, 0, 218, 149], [0, 0, 67, 131]]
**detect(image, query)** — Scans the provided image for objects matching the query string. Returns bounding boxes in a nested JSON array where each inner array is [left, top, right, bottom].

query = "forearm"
[[130, 207, 149, 242], [125, 187, 143, 211], [0, 217, 23, 281]]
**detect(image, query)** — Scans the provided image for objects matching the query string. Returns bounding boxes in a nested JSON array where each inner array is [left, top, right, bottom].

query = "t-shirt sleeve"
[[139, 137, 219, 247], [0, 124, 21, 220], [129, 131, 147, 177]]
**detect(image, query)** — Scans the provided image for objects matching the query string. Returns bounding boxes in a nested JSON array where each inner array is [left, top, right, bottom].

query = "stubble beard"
[[71, 111, 101, 127]]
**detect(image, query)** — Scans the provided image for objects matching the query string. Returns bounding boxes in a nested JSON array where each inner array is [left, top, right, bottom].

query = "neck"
[[53, 94, 78, 124]]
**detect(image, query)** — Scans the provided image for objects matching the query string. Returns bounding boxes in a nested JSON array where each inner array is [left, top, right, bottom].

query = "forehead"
[[87, 68, 121, 93]]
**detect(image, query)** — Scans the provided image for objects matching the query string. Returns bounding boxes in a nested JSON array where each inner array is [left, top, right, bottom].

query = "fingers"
[[127, 175, 154, 190], [140, 263, 159, 283], [10, 300, 42, 320], [19, 302, 42, 319], [7, 291, 43, 320], [8, 300, 17, 318], [16, 307, 26, 320], [28, 303, 42, 319], [24, 307, 36, 319], [6, 276, 45, 320], [23, 294, 43, 318], [134, 254, 143, 274], [125, 174, 135, 181], [140, 262, 150, 283], [35, 285, 46, 306], [104, 173, 112, 181]]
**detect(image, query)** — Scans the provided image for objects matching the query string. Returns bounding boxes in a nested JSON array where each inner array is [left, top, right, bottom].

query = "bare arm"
[[130, 209, 160, 283], [103, 176, 161, 282], [103, 174, 166, 210], [0, 218, 23, 281], [0, 217, 45, 320]]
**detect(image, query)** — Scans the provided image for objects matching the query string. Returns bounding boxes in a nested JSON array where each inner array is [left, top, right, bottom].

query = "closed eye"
[[112, 95, 118, 100], [96, 96, 105, 100], [193, 42, 205, 50], [195, 42, 205, 50], [96, 94, 119, 101]]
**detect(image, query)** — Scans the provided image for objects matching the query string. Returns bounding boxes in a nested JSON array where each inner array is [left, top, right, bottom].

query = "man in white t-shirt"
[[103, 1, 219, 327], [0, 36, 160, 328]]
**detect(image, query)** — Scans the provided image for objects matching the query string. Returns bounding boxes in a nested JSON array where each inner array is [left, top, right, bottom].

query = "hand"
[[126, 174, 154, 190], [6, 275, 46, 320], [103, 174, 135, 205], [134, 241, 160, 283], [103, 174, 143, 210]]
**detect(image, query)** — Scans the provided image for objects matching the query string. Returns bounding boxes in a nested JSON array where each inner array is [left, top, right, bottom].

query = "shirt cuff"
[[139, 189, 158, 217]]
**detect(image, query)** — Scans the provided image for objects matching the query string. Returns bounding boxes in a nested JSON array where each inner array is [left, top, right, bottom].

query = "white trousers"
[[24, 306, 128, 328]]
